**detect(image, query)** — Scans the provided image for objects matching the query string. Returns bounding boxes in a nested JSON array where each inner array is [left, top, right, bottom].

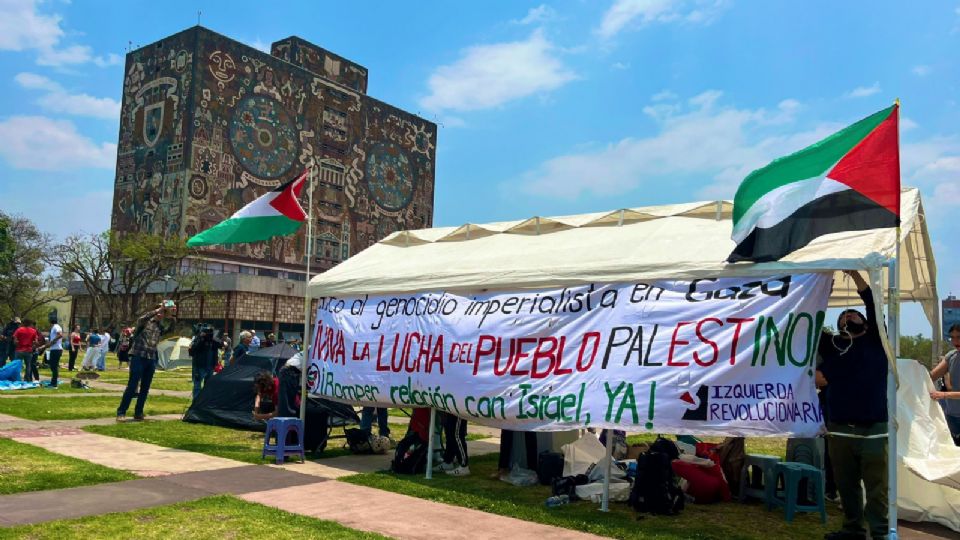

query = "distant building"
[[70, 26, 437, 340], [945, 295, 960, 338]]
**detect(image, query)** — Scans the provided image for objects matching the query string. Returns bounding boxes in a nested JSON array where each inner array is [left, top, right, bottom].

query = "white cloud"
[[912, 65, 932, 77], [0, 0, 62, 52], [512, 4, 557, 25], [597, 0, 728, 39], [249, 37, 270, 54], [515, 91, 815, 199], [651, 89, 677, 102], [93, 53, 122, 67], [0, 116, 117, 170], [36, 43, 91, 65], [845, 82, 881, 98], [15, 72, 120, 119], [419, 29, 577, 112], [0, 0, 119, 67], [900, 117, 918, 131], [611, 61, 630, 70]]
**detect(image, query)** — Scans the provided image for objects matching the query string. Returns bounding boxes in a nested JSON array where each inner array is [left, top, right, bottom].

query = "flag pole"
[[299, 167, 314, 423], [886, 98, 902, 540]]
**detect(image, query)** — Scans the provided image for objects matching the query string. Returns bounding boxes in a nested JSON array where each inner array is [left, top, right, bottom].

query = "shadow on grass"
[[341, 453, 841, 540]]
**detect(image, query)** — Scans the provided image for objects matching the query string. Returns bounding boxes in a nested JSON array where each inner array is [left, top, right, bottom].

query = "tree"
[[48, 231, 208, 329], [900, 333, 934, 368], [0, 215, 15, 276], [0, 212, 66, 322]]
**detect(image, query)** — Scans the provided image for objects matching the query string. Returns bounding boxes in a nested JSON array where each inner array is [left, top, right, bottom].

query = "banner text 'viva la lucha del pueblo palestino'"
[[308, 273, 832, 437]]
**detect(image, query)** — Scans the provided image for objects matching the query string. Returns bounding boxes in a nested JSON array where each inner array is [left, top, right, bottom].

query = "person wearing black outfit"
[[189, 325, 223, 400], [495, 430, 538, 478], [816, 270, 888, 540], [436, 411, 470, 476], [1, 317, 20, 367]]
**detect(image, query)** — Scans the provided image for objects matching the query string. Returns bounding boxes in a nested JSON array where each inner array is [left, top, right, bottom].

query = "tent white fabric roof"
[[309, 187, 937, 328]]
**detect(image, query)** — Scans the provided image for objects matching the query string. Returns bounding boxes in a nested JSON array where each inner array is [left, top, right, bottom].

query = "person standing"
[[80, 329, 102, 370], [68, 325, 82, 371], [815, 270, 888, 540], [436, 411, 470, 476], [46, 318, 63, 387], [233, 331, 252, 365], [360, 407, 391, 440], [96, 329, 111, 371], [930, 324, 960, 444], [262, 332, 276, 349], [12, 319, 42, 381], [116, 303, 177, 421], [188, 326, 222, 400], [2, 317, 21, 367], [249, 331, 261, 352], [220, 335, 232, 366], [116, 327, 132, 368]]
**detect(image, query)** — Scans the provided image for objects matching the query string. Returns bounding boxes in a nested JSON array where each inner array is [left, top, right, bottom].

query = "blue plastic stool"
[[768, 462, 827, 524], [739, 454, 781, 503], [262, 417, 305, 464]]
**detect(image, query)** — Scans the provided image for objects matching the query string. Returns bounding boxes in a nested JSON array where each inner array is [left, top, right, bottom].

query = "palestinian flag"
[[187, 171, 307, 247], [728, 104, 900, 263]]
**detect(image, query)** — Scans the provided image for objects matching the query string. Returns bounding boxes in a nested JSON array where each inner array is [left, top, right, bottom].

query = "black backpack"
[[391, 431, 429, 474], [629, 450, 685, 515]]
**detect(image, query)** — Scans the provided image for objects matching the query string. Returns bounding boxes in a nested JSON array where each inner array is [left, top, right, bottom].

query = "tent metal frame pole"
[[887, 243, 901, 539], [600, 428, 612, 511], [425, 408, 437, 479], [299, 167, 315, 423]]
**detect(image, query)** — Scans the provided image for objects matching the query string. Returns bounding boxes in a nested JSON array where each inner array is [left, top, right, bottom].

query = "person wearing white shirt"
[[97, 330, 111, 371], [47, 319, 63, 387]]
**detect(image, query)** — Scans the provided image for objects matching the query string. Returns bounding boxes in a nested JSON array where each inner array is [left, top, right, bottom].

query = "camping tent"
[[183, 357, 360, 450], [238, 343, 300, 374], [157, 337, 192, 370], [306, 187, 944, 530]]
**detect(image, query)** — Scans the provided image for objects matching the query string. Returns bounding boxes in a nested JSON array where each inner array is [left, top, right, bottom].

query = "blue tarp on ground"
[[0, 359, 23, 382]]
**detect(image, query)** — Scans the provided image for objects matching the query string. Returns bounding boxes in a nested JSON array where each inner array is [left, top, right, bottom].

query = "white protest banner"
[[308, 273, 832, 437]]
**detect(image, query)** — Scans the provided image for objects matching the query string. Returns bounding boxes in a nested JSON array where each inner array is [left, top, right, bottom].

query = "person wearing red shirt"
[[12, 319, 43, 382]]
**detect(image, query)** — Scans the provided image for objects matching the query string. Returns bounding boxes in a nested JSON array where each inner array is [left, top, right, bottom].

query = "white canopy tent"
[[307, 188, 936, 339], [306, 186, 942, 534]]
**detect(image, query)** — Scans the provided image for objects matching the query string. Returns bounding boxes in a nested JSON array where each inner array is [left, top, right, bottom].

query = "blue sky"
[[0, 0, 957, 337]]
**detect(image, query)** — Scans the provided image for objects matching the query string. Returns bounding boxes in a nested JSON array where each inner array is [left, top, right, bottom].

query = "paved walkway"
[[243, 480, 600, 540], [0, 411, 955, 539], [0, 465, 323, 527]]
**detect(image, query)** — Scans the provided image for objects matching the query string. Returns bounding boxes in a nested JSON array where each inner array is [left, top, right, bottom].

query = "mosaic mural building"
[[76, 26, 438, 338]]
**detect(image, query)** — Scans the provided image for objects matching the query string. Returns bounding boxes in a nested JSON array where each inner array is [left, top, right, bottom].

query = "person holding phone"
[[116, 301, 177, 421]]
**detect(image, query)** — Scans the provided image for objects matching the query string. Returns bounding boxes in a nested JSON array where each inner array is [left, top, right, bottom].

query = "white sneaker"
[[446, 465, 470, 477], [436, 461, 457, 472]]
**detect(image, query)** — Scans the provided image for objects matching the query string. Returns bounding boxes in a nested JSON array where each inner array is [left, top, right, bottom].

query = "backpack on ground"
[[391, 431, 429, 474], [629, 450, 685, 515], [344, 428, 373, 454]]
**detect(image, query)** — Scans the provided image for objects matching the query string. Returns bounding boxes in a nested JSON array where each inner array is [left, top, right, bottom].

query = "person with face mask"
[[929, 324, 960, 444], [815, 270, 888, 540]]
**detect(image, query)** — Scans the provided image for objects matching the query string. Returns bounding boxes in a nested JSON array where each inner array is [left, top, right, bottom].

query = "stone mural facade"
[[111, 26, 436, 274]]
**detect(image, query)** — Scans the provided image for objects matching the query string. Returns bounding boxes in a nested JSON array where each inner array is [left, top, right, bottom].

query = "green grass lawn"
[[86, 416, 489, 464], [342, 452, 841, 540], [0, 495, 389, 540], [0, 437, 135, 495], [0, 395, 191, 420], [626, 433, 788, 459], [93, 374, 195, 392], [86, 420, 414, 463], [0, 385, 114, 395]]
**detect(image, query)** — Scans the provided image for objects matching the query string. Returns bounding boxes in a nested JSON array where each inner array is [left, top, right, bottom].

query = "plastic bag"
[[502, 463, 540, 487]]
